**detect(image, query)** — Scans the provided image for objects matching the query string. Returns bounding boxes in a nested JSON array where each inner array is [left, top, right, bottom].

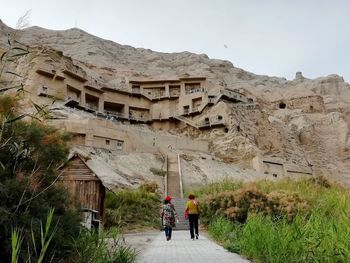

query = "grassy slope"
[[195, 178, 350, 262], [104, 183, 162, 231]]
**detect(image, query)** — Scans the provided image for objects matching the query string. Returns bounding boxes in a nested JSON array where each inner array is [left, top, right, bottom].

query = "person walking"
[[185, 194, 199, 240], [161, 195, 177, 241]]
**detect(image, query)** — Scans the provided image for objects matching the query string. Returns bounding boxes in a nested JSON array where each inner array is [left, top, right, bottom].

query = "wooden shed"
[[59, 153, 106, 230]]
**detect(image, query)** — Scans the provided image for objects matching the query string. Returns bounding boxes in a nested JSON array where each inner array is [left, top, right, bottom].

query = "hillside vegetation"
[[194, 178, 350, 262], [105, 181, 162, 230]]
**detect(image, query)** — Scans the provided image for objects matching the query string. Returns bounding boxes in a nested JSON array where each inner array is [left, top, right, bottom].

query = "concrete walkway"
[[127, 230, 250, 263]]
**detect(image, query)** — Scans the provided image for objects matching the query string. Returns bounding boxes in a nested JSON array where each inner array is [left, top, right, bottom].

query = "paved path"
[[128, 230, 250, 263]]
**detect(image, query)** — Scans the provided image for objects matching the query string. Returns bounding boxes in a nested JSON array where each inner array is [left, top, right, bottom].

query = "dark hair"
[[164, 199, 170, 204], [188, 194, 195, 200]]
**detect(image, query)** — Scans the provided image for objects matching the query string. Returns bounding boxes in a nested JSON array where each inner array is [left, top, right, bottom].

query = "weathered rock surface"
[[1, 21, 349, 186]]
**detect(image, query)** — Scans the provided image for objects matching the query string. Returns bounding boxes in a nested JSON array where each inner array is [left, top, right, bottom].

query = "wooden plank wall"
[[60, 156, 105, 219]]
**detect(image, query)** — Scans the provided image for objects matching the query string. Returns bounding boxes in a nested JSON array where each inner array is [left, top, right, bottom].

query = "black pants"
[[188, 214, 199, 239], [164, 226, 172, 239]]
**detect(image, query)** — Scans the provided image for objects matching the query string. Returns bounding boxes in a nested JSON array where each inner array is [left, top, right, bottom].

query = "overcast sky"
[[1, 0, 349, 81]]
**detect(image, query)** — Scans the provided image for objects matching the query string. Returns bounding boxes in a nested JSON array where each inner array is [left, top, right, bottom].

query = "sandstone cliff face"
[[1, 21, 349, 184]]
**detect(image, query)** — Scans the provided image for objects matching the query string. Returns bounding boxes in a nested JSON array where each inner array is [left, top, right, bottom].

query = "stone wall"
[[51, 118, 209, 153], [252, 156, 312, 178], [275, 95, 325, 113]]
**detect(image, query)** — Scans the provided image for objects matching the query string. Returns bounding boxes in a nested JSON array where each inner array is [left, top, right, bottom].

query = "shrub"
[[139, 181, 159, 193], [149, 167, 166, 177], [1, 35, 81, 262], [309, 175, 331, 188], [105, 184, 161, 230], [0, 97, 81, 262], [199, 185, 309, 223], [198, 178, 350, 262]]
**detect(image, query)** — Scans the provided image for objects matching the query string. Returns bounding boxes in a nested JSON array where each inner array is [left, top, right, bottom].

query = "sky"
[[1, 0, 349, 81]]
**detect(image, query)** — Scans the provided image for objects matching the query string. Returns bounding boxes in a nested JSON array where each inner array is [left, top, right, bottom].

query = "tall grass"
[[71, 229, 136, 263], [11, 208, 58, 263], [201, 178, 350, 262], [186, 179, 242, 197], [11, 210, 137, 262], [11, 229, 23, 263], [105, 183, 161, 230], [36, 208, 58, 263]]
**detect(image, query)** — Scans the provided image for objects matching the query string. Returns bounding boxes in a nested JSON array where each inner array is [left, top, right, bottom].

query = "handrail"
[[158, 148, 168, 197], [220, 88, 248, 103], [105, 110, 150, 122], [177, 153, 183, 199], [165, 154, 168, 197], [208, 97, 216, 103], [174, 115, 199, 129], [191, 106, 199, 112], [197, 117, 225, 128]]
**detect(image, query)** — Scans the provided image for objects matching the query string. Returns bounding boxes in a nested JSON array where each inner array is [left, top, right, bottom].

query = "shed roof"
[[62, 149, 131, 190]]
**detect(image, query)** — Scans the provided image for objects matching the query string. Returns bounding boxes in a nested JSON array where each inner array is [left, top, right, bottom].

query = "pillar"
[[165, 83, 170, 97], [80, 90, 86, 106], [98, 97, 104, 113]]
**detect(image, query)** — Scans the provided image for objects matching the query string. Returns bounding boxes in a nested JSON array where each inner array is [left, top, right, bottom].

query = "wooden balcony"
[[185, 88, 204, 95], [104, 111, 150, 123], [198, 118, 225, 129], [179, 106, 201, 116], [220, 89, 247, 103]]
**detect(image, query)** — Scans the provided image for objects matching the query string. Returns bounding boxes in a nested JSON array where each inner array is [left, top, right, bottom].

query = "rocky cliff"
[[1, 20, 349, 185]]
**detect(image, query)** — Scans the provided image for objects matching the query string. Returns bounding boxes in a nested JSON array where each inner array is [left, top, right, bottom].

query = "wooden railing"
[[197, 117, 225, 128]]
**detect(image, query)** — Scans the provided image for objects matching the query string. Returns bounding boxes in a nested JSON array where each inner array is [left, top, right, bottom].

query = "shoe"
[[196, 234, 199, 239], [166, 236, 170, 241], [191, 238, 194, 240]]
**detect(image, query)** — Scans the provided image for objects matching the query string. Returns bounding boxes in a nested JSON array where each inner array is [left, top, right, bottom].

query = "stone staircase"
[[174, 115, 199, 129], [167, 153, 181, 198], [166, 152, 189, 230], [172, 198, 189, 230]]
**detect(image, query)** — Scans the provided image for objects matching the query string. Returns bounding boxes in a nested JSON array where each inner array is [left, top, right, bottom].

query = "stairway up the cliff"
[[174, 115, 199, 129], [167, 152, 181, 198], [172, 198, 189, 230], [166, 152, 189, 230]]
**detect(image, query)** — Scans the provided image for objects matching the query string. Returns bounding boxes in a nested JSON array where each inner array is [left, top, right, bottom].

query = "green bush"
[[0, 97, 81, 262], [1, 38, 80, 262], [139, 181, 158, 193], [200, 178, 350, 262], [105, 184, 161, 230], [149, 167, 166, 177], [200, 185, 309, 224]]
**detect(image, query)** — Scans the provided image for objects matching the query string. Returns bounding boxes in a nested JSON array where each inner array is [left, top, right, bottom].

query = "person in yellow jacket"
[[185, 194, 199, 240]]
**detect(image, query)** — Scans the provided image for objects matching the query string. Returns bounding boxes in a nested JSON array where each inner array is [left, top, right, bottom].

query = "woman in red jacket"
[[161, 195, 177, 241]]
